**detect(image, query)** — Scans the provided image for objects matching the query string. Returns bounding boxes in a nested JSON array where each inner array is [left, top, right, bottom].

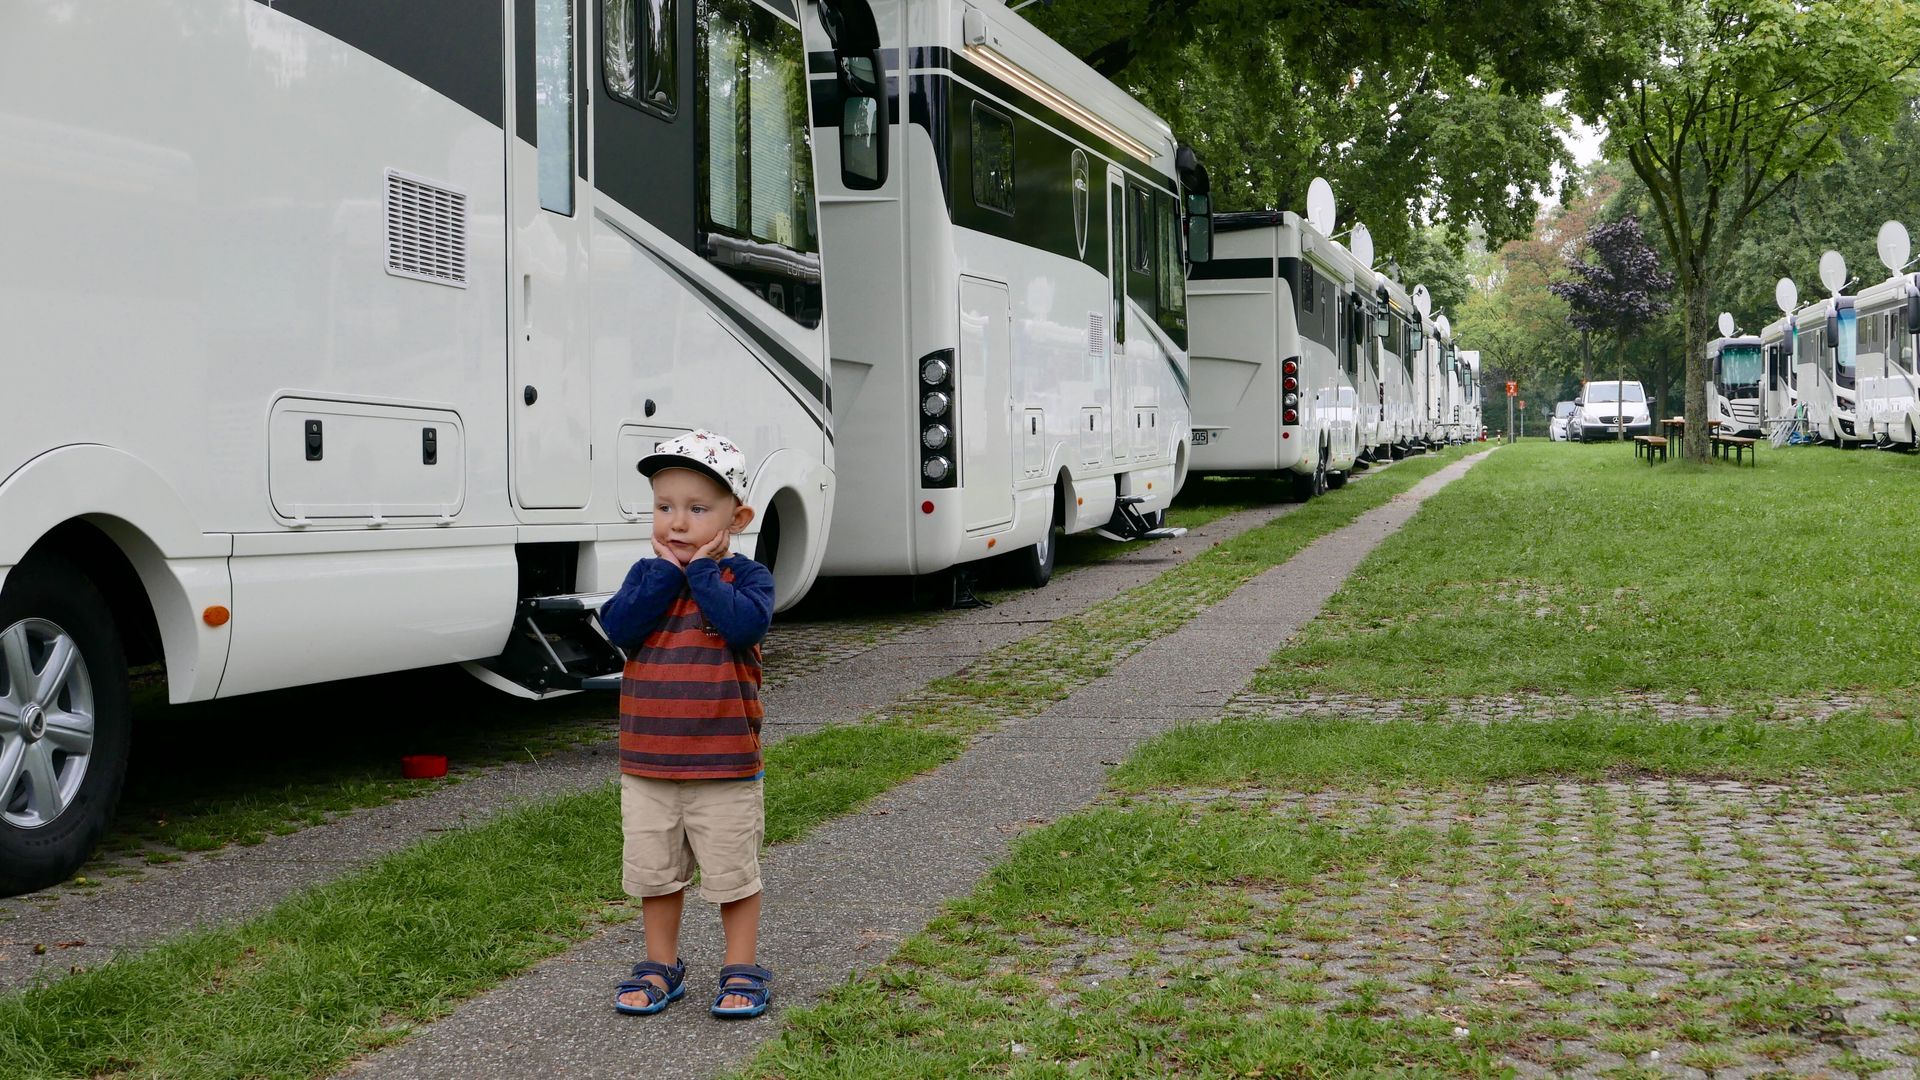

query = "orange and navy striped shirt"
[[598, 555, 776, 780]]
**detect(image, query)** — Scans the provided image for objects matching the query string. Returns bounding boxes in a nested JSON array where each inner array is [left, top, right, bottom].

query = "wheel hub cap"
[[21, 703, 44, 742]]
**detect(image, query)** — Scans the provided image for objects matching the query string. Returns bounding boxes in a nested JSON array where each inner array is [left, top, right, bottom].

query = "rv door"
[[509, 0, 594, 510]]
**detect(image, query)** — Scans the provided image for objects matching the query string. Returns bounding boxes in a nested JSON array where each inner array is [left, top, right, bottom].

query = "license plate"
[[1192, 429, 1210, 445]]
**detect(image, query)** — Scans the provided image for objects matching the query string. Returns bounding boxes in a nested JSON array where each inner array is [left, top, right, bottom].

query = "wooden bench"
[[1634, 435, 1668, 463], [1712, 434, 1758, 466]]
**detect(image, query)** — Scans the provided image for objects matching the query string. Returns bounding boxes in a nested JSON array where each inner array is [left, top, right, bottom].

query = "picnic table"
[[1633, 434, 1668, 463], [1654, 418, 1756, 465]]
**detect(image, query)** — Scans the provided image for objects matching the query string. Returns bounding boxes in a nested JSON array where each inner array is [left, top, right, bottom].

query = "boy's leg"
[[620, 775, 695, 1008], [717, 891, 762, 1010]]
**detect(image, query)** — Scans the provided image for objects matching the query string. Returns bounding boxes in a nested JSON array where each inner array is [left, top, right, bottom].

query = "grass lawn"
[[0, 451, 1466, 1078], [1257, 440, 1920, 702]]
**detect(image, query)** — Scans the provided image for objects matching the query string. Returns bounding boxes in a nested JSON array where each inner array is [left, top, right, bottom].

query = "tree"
[[1570, 0, 1920, 459], [1025, 0, 1662, 250], [1549, 214, 1675, 425]]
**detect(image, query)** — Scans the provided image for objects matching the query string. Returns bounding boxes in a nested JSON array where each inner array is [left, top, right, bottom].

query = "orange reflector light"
[[1077, 497, 1084, 505], [203, 605, 230, 627], [987, 537, 997, 549]]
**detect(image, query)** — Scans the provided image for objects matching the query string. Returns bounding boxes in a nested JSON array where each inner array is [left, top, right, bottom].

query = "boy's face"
[[650, 467, 753, 564]]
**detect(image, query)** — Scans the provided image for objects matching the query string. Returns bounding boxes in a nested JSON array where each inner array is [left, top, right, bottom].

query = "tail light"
[[1282, 359, 1298, 376], [1283, 409, 1299, 425], [918, 349, 958, 488], [1283, 376, 1298, 392]]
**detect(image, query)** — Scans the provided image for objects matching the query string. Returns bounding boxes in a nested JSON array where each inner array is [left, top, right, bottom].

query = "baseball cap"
[[637, 429, 751, 503]]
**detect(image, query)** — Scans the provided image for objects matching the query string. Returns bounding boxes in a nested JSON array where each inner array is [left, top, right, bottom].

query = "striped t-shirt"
[[598, 555, 776, 781]]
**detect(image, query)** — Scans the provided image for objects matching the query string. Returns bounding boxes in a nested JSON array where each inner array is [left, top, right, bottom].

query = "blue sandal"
[[614, 958, 687, 1015], [711, 963, 773, 1018]]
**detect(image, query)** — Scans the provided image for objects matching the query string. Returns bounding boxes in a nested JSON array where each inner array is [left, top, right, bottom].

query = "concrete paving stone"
[[343, 452, 1494, 1079]]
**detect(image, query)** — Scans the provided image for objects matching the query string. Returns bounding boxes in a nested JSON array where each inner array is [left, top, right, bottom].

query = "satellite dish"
[[1718, 312, 1735, 338], [1350, 222, 1374, 269], [1818, 249, 1847, 295], [1775, 277, 1798, 315], [1411, 284, 1432, 318], [1879, 220, 1911, 274], [1435, 314, 1452, 340], [1306, 177, 1336, 235]]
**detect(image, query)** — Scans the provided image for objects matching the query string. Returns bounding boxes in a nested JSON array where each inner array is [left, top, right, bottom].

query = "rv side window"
[[536, 0, 575, 214], [1129, 185, 1154, 274], [1155, 194, 1186, 334], [970, 104, 1015, 216], [604, 0, 678, 116], [696, 0, 822, 326], [1300, 264, 1315, 314]]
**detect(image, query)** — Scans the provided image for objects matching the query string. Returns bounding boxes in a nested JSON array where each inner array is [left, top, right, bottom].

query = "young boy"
[[597, 430, 777, 1019]]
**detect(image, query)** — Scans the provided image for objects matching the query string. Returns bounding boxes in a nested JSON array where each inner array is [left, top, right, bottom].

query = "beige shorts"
[[620, 773, 764, 904]]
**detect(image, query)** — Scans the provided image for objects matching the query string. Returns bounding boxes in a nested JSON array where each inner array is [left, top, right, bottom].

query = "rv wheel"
[[1011, 491, 1062, 589], [1326, 469, 1348, 490], [0, 556, 131, 897]]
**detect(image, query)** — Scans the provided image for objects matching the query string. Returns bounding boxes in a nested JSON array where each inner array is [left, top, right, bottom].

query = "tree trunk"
[[1580, 328, 1593, 385], [1681, 273, 1714, 461], [1654, 347, 1669, 429]]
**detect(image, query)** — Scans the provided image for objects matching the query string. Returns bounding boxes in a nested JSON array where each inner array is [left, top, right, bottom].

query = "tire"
[[1290, 447, 1330, 502], [0, 555, 132, 896], [1010, 489, 1062, 589], [1326, 469, 1349, 490]]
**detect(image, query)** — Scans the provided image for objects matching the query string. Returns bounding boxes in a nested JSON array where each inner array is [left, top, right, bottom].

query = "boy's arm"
[[684, 556, 775, 648], [596, 558, 685, 649]]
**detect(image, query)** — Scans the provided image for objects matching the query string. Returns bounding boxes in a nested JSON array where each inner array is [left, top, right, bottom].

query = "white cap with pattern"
[[637, 429, 751, 503]]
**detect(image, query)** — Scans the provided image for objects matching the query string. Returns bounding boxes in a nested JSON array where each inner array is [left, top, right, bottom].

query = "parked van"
[[803, 0, 1204, 590], [0, 0, 887, 893], [1570, 381, 1652, 441]]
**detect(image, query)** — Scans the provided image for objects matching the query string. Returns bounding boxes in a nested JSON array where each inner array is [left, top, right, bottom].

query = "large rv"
[[1189, 210, 1363, 499], [1851, 272, 1920, 447], [1457, 350, 1483, 439], [1760, 315, 1798, 429], [1707, 335, 1765, 436], [0, 0, 886, 893], [1376, 278, 1422, 455], [803, 0, 1204, 590], [1343, 251, 1385, 465], [1791, 295, 1865, 444]]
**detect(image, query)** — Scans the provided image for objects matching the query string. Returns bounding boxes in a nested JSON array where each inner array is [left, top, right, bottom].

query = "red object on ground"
[[401, 754, 448, 779]]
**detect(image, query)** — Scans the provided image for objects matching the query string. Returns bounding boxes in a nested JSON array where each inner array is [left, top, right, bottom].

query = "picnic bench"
[[1633, 435, 1668, 463], [1712, 433, 1758, 466]]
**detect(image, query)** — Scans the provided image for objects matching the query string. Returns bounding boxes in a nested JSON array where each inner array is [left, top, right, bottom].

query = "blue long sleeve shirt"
[[598, 554, 775, 651]]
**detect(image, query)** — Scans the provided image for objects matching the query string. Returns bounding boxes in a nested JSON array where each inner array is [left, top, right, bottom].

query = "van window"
[[535, 0, 575, 214], [696, 0, 821, 326], [971, 104, 1015, 215], [1155, 193, 1185, 336], [604, 0, 677, 115], [1129, 186, 1154, 273]]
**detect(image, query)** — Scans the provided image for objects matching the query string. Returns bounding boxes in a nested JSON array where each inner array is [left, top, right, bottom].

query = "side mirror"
[[836, 52, 888, 190], [1906, 293, 1920, 336], [1184, 192, 1213, 264], [1827, 313, 1839, 351]]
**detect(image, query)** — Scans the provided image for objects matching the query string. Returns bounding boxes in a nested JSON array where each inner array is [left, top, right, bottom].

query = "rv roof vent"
[[385, 170, 469, 288], [1087, 311, 1107, 355]]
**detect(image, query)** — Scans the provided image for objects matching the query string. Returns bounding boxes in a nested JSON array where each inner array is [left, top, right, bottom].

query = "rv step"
[[526, 591, 614, 612], [468, 592, 626, 698], [1143, 527, 1187, 540], [1115, 495, 1146, 507]]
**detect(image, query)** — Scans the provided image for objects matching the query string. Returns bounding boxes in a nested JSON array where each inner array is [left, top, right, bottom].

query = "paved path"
[[343, 451, 1493, 1079], [0, 501, 1297, 994]]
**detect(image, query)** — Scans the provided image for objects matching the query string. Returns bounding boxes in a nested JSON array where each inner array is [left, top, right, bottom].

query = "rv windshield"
[[1585, 382, 1645, 403], [1718, 345, 1762, 394], [1836, 308, 1857, 388]]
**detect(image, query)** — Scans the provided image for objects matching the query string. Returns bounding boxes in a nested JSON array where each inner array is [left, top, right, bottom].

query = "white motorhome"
[[1791, 295, 1865, 444], [1189, 210, 1363, 498], [1375, 278, 1422, 455], [1852, 273, 1920, 448], [1707, 335, 1765, 436], [803, 0, 1201, 592], [1760, 314, 1798, 429], [1335, 241, 1385, 466], [1458, 350, 1483, 439], [0, 0, 886, 893]]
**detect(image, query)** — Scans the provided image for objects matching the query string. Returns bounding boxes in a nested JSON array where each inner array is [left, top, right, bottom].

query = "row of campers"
[[0, 0, 1465, 892]]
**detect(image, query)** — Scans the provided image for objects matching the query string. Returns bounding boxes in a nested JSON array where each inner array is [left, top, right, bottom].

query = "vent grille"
[[385, 170, 468, 288], [1088, 311, 1107, 355]]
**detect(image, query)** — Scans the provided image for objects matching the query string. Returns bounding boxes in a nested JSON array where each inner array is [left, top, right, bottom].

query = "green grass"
[[0, 719, 961, 1079], [1112, 712, 1920, 792], [1256, 440, 1920, 700]]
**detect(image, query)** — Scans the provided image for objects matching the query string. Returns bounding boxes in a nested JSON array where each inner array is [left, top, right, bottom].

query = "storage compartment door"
[[268, 398, 465, 520], [959, 278, 1014, 531]]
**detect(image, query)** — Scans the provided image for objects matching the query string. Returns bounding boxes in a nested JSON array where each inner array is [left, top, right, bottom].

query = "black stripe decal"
[[255, 0, 505, 127], [635, 245, 832, 430], [1189, 257, 1278, 281]]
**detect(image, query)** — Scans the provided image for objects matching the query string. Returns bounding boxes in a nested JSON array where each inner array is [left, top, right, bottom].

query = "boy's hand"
[[652, 536, 685, 566], [693, 530, 731, 563]]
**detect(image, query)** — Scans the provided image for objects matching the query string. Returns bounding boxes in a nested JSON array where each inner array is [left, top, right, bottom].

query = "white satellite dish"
[[1411, 284, 1432, 318], [1306, 176, 1337, 235], [1435, 314, 1452, 340], [1879, 220, 1911, 274], [1717, 312, 1736, 338], [1775, 277, 1798, 315], [1350, 222, 1374, 269], [1818, 249, 1847, 295]]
